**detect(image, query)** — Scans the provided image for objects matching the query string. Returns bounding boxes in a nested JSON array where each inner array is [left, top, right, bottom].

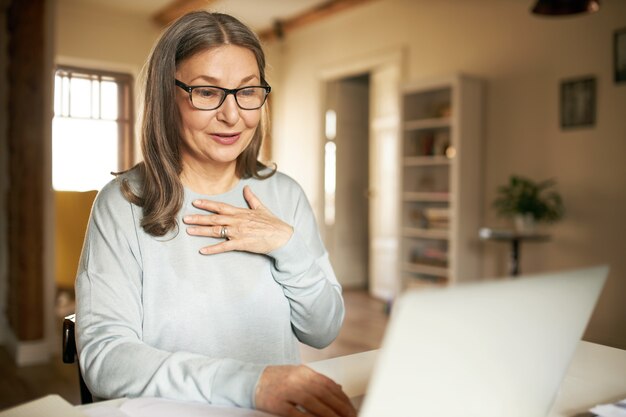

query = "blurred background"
[[1, 0, 625, 409]]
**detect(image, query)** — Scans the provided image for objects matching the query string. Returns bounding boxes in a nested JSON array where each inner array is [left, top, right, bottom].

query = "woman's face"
[[175, 45, 262, 174]]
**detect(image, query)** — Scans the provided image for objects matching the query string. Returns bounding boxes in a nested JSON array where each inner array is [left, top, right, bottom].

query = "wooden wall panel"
[[6, 0, 47, 341]]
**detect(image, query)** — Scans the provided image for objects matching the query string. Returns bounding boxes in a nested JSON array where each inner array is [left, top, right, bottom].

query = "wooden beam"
[[153, 0, 216, 27], [7, 0, 47, 341], [258, 0, 376, 42]]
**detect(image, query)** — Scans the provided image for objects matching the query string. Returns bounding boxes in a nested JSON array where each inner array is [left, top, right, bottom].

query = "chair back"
[[62, 314, 93, 404]]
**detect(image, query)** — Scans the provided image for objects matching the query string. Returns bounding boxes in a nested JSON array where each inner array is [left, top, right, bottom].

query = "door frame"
[[318, 48, 404, 298]]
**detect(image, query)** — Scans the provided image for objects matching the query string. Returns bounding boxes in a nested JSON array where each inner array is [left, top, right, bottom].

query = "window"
[[324, 109, 337, 226], [53, 66, 134, 191]]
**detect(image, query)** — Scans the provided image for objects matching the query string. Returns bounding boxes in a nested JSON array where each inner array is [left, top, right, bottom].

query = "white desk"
[[76, 340, 625, 417], [307, 340, 626, 417], [547, 341, 626, 416]]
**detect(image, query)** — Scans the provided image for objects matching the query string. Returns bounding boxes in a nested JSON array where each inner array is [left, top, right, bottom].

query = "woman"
[[75, 11, 355, 417]]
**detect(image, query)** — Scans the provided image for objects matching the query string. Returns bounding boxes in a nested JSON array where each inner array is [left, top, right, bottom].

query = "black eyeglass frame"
[[175, 79, 271, 110]]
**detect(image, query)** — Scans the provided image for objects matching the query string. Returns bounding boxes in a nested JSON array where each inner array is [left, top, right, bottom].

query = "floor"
[[0, 289, 389, 411]]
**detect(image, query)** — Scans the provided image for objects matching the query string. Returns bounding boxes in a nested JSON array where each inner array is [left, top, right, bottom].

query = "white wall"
[[266, 0, 626, 348]]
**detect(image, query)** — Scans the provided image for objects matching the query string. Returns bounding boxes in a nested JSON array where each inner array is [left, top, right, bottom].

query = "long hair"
[[120, 11, 275, 237]]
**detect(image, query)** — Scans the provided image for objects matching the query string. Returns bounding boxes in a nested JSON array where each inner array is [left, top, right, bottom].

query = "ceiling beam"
[[258, 0, 376, 42], [153, 0, 216, 27], [153, 0, 376, 41]]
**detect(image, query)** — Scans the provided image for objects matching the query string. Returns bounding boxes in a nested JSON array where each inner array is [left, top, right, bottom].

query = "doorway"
[[323, 74, 371, 289], [319, 50, 402, 300]]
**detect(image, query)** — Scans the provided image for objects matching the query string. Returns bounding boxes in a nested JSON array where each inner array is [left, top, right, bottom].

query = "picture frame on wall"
[[615, 27, 626, 83], [560, 77, 596, 129]]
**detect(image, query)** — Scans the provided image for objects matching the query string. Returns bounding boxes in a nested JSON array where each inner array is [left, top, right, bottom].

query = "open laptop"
[[359, 265, 609, 417]]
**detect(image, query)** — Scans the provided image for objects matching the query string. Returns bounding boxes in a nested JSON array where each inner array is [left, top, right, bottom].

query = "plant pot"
[[514, 213, 536, 233]]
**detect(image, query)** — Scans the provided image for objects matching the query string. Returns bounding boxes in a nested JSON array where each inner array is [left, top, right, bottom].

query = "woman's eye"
[[196, 88, 218, 98], [239, 88, 256, 97]]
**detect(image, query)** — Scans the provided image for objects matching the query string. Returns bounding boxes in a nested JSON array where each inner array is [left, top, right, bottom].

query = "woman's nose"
[[216, 94, 239, 124]]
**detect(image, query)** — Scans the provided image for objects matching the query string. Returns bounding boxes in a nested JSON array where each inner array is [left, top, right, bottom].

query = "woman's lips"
[[210, 132, 241, 145]]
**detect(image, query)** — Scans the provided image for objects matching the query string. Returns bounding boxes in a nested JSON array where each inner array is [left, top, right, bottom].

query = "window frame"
[[53, 65, 135, 174]]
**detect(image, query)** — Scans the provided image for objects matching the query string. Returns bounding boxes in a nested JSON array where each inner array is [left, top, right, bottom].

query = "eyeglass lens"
[[192, 87, 267, 110]]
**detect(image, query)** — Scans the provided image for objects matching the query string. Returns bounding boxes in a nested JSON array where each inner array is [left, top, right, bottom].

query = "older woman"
[[75, 11, 355, 417]]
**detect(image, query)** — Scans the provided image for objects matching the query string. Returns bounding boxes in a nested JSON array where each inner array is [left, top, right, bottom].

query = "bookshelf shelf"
[[402, 192, 450, 202], [404, 117, 452, 131], [402, 227, 450, 240], [399, 75, 484, 290], [403, 156, 451, 166], [402, 262, 449, 278]]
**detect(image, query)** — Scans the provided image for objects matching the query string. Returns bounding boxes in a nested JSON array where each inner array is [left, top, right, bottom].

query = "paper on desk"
[[119, 397, 275, 417], [590, 399, 626, 417], [0, 395, 87, 417]]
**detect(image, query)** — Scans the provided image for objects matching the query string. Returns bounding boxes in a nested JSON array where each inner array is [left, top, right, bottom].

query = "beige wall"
[[47, 0, 626, 348], [55, 0, 163, 166], [55, 0, 161, 81], [266, 0, 626, 348]]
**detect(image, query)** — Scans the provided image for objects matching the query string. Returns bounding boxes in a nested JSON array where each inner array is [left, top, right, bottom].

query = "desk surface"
[[78, 341, 625, 417], [308, 340, 626, 417], [548, 341, 626, 416]]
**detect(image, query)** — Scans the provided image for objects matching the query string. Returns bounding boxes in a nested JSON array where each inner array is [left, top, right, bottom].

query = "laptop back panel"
[[359, 266, 608, 417]]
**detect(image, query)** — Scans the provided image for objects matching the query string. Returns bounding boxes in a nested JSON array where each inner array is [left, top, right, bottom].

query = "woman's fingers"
[[294, 385, 351, 417], [190, 199, 243, 215], [184, 187, 293, 254], [255, 365, 357, 417], [183, 213, 230, 226], [295, 392, 342, 417], [311, 378, 354, 416], [198, 239, 237, 255], [186, 186, 268, 219], [243, 185, 264, 210], [310, 376, 355, 417]]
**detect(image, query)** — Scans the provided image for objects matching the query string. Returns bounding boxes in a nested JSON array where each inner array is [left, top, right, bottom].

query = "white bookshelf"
[[399, 74, 484, 290]]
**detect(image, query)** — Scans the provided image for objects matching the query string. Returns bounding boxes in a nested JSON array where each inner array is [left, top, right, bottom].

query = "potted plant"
[[493, 175, 564, 232]]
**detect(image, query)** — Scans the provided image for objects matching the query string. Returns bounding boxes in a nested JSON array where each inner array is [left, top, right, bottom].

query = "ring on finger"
[[220, 226, 229, 240]]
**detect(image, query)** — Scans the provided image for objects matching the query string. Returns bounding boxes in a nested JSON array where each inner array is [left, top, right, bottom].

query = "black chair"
[[62, 314, 93, 404]]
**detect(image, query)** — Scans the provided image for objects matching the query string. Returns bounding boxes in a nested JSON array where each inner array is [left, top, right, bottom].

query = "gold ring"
[[220, 226, 228, 240]]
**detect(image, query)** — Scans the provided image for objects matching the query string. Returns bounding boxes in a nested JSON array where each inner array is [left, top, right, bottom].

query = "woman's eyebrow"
[[189, 74, 260, 85]]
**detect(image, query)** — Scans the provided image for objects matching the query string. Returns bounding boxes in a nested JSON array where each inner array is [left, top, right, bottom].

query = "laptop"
[[359, 265, 609, 417]]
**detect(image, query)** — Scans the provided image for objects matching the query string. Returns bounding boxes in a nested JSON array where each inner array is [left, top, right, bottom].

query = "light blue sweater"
[[75, 169, 344, 408]]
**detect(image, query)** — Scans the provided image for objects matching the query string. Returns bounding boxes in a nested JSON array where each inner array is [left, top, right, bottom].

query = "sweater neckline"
[[183, 178, 245, 200]]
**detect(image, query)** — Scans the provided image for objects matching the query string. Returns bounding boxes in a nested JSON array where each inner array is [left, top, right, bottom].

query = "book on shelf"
[[423, 207, 450, 230], [433, 130, 450, 156], [410, 247, 448, 266], [414, 260, 448, 269], [407, 274, 448, 286], [409, 206, 451, 230], [427, 219, 449, 230], [423, 207, 450, 220], [421, 132, 435, 156]]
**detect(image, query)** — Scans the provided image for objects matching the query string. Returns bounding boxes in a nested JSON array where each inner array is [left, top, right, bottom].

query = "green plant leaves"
[[493, 175, 564, 222]]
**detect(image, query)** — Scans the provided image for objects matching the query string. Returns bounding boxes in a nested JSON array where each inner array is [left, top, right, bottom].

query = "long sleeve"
[[75, 180, 263, 407], [267, 176, 345, 348], [75, 171, 344, 408]]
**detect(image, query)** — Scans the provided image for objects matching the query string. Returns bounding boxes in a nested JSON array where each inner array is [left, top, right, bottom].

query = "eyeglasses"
[[175, 79, 271, 111]]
